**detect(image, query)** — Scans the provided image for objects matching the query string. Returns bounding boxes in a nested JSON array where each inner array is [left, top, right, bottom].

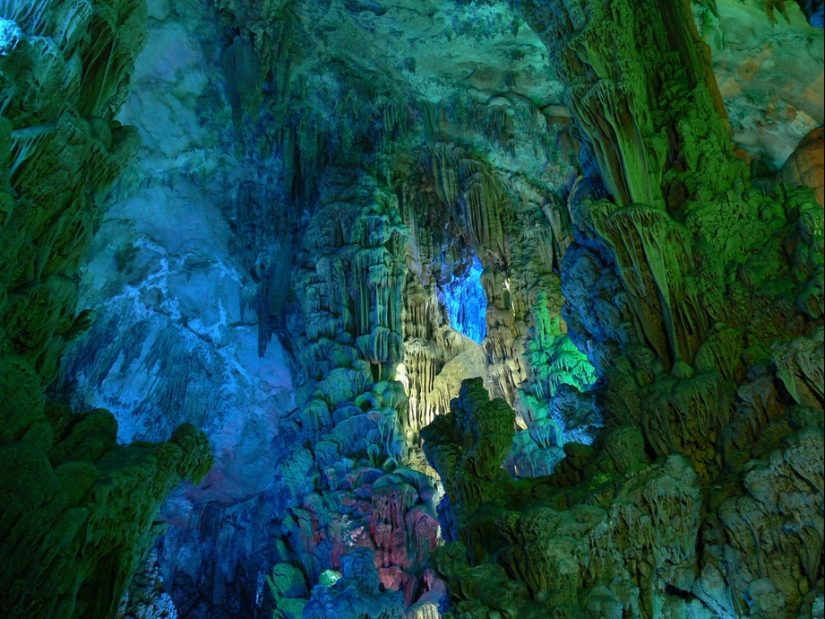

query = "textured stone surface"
[[778, 126, 825, 206], [698, 0, 824, 169], [5, 0, 821, 616], [0, 0, 213, 617], [419, 1, 823, 617]]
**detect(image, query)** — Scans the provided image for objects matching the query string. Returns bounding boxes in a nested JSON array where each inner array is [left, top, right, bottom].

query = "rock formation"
[[0, 0, 822, 618], [0, 1, 213, 617], [420, 0, 824, 617]]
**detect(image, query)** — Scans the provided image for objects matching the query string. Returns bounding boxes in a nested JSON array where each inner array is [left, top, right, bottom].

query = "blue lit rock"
[[441, 256, 487, 344], [303, 549, 405, 619]]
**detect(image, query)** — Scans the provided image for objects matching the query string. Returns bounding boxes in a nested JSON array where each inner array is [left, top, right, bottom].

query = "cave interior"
[[0, 0, 823, 618]]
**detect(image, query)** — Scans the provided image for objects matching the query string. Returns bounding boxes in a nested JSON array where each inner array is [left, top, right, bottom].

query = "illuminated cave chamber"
[[0, 0, 823, 618], [440, 254, 487, 344]]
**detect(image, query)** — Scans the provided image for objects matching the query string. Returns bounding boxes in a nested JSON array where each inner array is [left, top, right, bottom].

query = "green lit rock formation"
[[420, 0, 824, 617], [0, 1, 212, 617]]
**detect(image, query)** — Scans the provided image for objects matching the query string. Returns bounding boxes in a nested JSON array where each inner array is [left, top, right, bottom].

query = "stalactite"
[[418, 100, 441, 144], [592, 200, 709, 368], [429, 141, 461, 208]]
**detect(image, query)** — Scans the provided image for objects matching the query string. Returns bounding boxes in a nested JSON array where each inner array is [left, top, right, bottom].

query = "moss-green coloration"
[[422, 1, 824, 616], [0, 1, 214, 617]]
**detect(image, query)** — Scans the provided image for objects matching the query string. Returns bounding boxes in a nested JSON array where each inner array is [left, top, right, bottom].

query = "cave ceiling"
[[210, 0, 824, 170]]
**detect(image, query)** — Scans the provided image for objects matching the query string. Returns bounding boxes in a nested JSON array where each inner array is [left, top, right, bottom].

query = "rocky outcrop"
[[422, 378, 700, 617], [0, 395, 211, 619], [421, 378, 516, 550], [0, 1, 213, 617], [276, 165, 443, 609], [425, 377, 823, 618], [778, 126, 825, 207]]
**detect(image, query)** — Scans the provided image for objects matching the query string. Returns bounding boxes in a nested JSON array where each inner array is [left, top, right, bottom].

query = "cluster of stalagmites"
[[272, 165, 443, 615], [0, 1, 213, 617], [424, 375, 822, 619]]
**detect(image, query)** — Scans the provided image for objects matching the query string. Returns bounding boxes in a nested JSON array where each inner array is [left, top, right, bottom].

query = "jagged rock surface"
[[7, 0, 821, 617], [0, 1, 213, 618], [420, 0, 824, 617]]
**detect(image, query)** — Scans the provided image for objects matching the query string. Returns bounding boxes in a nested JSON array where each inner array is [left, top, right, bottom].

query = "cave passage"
[[441, 255, 487, 344]]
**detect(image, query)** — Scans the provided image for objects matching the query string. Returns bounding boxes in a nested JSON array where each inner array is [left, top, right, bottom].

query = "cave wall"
[[0, 1, 212, 617], [1, 0, 821, 617], [422, 0, 824, 617], [49, 4, 299, 614], [75, 0, 603, 613]]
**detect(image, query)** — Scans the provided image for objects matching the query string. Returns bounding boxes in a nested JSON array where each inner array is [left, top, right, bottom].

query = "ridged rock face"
[[420, 0, 823, 617], [279, 164, 442, 603], [7, 0, 821, 617], [778, 126, 825, 206], [0, 1, 213, 618]]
